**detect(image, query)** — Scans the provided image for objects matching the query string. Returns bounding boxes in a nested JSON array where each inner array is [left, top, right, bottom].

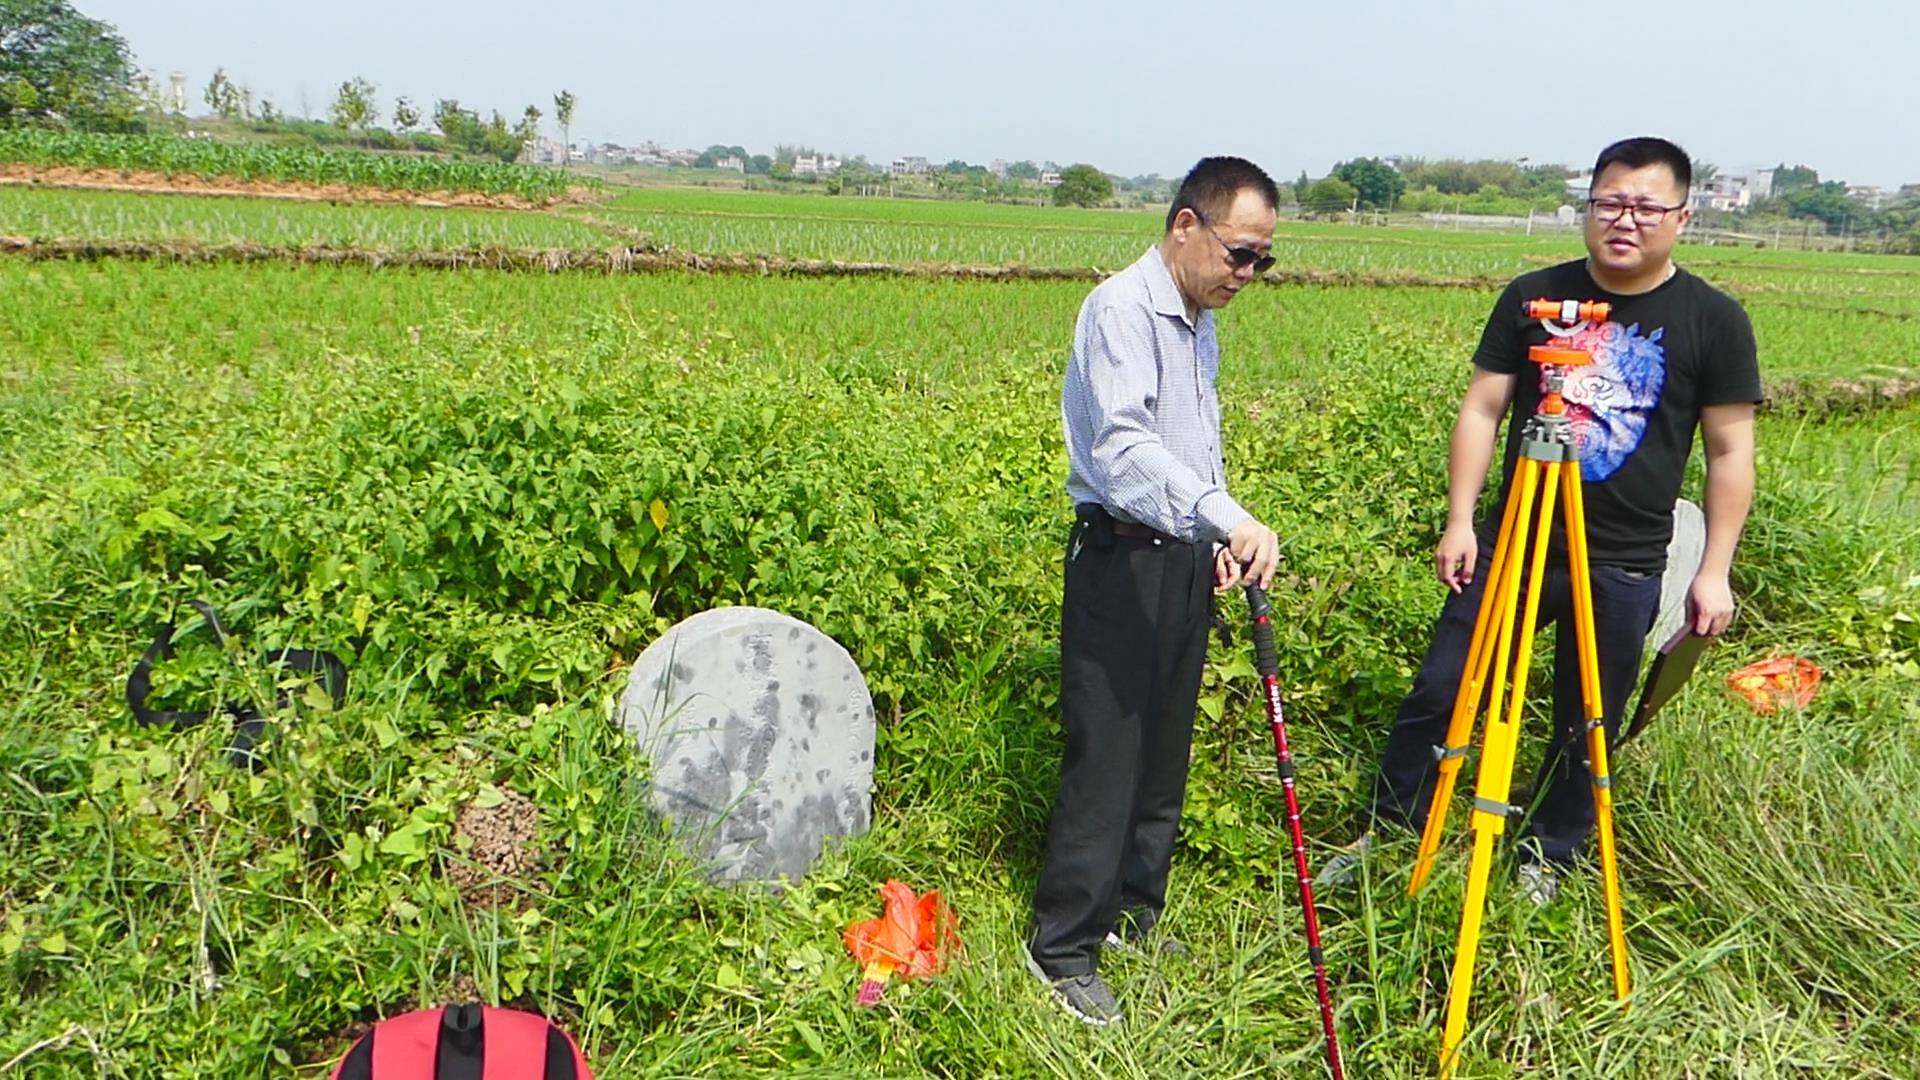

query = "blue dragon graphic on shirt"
[[1545, 319, 1667, 482]]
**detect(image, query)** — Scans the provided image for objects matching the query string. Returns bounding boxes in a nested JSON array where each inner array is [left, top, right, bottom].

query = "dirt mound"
[[0, 164, 594, 211], [447, 786, 542, 909]]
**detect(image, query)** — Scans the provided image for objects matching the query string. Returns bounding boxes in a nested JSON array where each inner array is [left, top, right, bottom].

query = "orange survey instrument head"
[[1526, 297, 1611, 372], [1526, 298, 1612, 324]]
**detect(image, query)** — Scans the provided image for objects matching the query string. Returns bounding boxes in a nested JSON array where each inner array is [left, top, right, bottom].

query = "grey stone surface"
[[618, 607, 875, 884], [1650, 499, 1707, 648]]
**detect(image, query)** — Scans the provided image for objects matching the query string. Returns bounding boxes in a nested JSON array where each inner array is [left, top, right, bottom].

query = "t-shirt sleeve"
[[1470, 279, 1526, 375], [1700, 295, 1763, 406]]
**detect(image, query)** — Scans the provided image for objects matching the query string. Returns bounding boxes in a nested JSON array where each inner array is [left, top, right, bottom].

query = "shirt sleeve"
[[1077, 304, 1250, 543], [1470, 280, 1527, 375], [1699, 296, 1763, 406]]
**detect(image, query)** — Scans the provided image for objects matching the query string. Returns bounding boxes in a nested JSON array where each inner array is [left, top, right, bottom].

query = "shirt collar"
[[1141, 245, 1193, 326]]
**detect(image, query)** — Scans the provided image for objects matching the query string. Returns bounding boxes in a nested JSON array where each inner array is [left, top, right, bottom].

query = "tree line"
[[2, 0, 576, 164]]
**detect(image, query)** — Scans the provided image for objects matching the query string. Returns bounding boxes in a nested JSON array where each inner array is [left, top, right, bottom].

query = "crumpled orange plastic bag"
[[841, 879, 960, 1006], [1728, 656, 1822, 713]]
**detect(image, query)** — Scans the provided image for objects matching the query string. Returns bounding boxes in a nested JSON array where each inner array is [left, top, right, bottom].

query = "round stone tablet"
[[617, 607, 876, 884], [1650, 498, 1707, 648]]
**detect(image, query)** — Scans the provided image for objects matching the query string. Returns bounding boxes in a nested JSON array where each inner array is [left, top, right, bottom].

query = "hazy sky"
[[86, 0, 1919, 188]]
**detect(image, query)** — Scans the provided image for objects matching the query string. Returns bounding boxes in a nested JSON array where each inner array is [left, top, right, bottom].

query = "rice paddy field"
[[1, 183, 1915, 1078]]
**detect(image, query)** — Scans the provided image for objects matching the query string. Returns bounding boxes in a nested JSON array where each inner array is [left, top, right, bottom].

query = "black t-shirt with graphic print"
[[1473, 259, 1761, 573]]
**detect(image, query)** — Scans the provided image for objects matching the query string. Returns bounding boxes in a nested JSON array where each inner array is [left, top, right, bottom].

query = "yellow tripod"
[[1406, 299, 1632, 1078]]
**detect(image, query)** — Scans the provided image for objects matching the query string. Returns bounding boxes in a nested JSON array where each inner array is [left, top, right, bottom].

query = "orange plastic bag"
[[1728, 656, 1822, 713], [841, 879, 960, 1006]]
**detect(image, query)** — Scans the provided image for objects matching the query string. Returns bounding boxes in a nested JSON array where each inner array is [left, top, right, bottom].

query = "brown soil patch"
[[1764, 375, 1920, 415], [0, 163, 596, 211], [447, 786, 543, 909]]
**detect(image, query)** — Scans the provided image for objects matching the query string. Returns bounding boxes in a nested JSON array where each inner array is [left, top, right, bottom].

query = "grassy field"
[[0, 187, 612, 251], [0, 185, 1916, 1078]]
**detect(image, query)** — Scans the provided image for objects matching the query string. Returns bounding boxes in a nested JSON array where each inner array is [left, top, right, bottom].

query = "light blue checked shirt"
[[1063, 246, 1250, 544]]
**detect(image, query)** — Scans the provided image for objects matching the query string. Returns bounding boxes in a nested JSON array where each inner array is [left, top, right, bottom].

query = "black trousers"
[[1369, 547, 1663, 866], [1029, 508, 1212, 977]]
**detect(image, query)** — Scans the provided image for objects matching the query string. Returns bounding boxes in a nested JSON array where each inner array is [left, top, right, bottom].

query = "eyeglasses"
[[1587, 197, 1685, 228], [1195, 212, 1276, 273]]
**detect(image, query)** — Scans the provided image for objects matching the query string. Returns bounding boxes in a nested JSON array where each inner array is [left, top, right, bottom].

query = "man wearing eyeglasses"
[[1324, 136, 1761, 904], [1027, 156, 1284, 1025]]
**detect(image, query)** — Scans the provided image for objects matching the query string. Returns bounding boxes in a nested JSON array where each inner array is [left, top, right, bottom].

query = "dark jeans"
[[1370, 548, 1662, 866], [1029, 509, 1212, 977]]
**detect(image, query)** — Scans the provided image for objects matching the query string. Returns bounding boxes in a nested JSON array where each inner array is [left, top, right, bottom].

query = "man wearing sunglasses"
[[1324, 136, 1761, 904], [1027, 156, 1283, 1025]]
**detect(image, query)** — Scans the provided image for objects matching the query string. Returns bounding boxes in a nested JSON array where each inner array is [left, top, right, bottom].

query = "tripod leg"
[[1564, 458, 1632, 1006], [1411, 484, 1524, 895], [1440, 460, 1559, 1079]]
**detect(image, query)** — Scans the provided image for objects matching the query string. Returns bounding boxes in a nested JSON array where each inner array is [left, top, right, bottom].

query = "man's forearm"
[[1699, 446, 1755, 576], [1445, 410, 1501, 528]]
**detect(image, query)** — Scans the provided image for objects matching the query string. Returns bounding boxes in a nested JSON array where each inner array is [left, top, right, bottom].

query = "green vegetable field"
[[1, 184, 1915, 1078]]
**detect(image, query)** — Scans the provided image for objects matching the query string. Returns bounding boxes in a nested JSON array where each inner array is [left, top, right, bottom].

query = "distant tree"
[[770, 160, 793, 180], [1053, 163, 1113, 208], [1006, 159, 1040, 180], [433, 97, 517, 160], [944, 158, 969, 174], [391, 95, 420, 133], [1333, 156, 1406, 209], [433, 98, 471, 141], [328, 76, 376, 131], [514, 104, 541, 157], [1771, 163, 1819, 194], [1694, 161, 1719, 185], [771, 143, 821, 167], [1784, 181, 1854, 230], [552, 89, 575, 167], [481, 109, 517, 162], [0, 0, 140, 129], [256, 98, 279, 123], [747, 153, 771, 175], [1302, 177, 1358, 216], [203, 66, 243, 120]]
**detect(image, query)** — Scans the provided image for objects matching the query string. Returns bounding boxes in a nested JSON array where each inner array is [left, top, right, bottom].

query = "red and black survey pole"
[[1246, 582, 1345, 1079]]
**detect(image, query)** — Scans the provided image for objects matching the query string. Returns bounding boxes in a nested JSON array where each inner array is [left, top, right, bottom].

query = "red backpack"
[[329, 1003, 593, 1079]]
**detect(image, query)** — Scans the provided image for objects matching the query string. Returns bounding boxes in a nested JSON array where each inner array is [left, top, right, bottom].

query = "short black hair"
[[1165, 156, 1279, 232], [1592, 137, 1692, 195]]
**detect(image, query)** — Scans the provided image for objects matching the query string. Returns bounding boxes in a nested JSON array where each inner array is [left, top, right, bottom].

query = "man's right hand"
[[1227, 518, 1280, 590], [1435, 521, 1478, 593]]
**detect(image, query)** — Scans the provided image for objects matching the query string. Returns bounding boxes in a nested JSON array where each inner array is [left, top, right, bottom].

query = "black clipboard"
[[1620, 626, 1711, 746]]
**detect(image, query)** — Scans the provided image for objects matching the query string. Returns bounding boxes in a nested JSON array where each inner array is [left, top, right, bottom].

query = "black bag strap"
[[126, 600, 230, 730], [125, 601, 348, 770], [262, 647, 349, 710]]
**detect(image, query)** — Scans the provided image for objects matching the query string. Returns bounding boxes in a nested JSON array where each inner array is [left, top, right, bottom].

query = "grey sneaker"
[[1518, 861, 1561, 907], [1025, 949, 1123, 1026], [1314, 831, 1373, 889]]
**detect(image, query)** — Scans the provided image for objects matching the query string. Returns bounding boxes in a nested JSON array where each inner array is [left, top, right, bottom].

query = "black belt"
[[1076, 503, 1183, 545]]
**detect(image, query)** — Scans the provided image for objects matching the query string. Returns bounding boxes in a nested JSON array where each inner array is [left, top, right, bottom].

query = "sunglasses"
[[1196, 212, 1277, 274]]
